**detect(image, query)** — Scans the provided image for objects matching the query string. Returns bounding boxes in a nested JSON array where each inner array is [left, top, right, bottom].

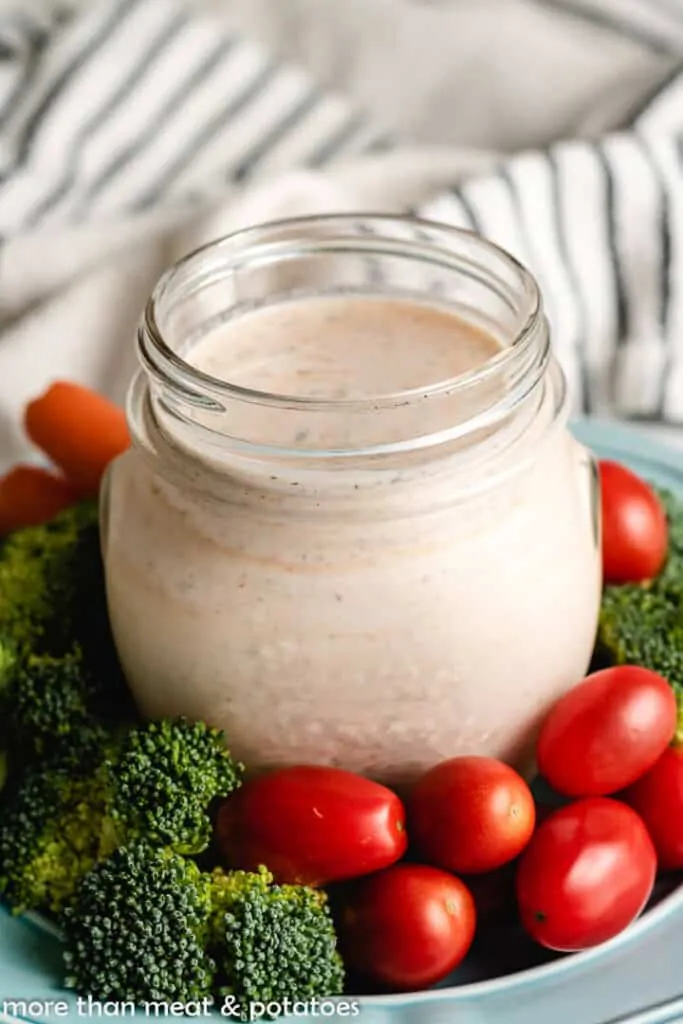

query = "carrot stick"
[[0, 465, 79, 535], [24, 381, 130, 498]]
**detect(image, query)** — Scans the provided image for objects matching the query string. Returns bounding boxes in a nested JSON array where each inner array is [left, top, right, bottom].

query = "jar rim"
[[139, 213, 543, 415]]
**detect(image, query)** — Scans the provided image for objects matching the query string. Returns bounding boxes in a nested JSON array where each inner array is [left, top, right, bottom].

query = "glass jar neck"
[[129, 215, 562, 483]]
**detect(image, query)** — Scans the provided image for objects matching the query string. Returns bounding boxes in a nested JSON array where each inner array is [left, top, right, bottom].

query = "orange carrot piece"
[[0, 465, 79, 535], [24, 381, 130, 498]]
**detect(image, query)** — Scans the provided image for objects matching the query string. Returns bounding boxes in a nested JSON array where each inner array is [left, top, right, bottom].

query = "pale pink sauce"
[[103, 295, 601, 784]]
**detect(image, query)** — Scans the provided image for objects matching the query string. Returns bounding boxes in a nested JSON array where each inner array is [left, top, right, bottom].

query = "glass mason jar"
[[101, 215, 602, 786]]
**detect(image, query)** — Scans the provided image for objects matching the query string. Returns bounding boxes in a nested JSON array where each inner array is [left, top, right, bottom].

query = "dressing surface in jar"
[[101, 216, 602, 785]]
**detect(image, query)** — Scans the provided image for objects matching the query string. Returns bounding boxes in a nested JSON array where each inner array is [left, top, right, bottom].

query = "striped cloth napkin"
[[0, 0, 682, 469]]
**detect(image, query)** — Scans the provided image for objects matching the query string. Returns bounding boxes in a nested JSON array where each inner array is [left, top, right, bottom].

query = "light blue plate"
[[2, 417, 683, 1024]]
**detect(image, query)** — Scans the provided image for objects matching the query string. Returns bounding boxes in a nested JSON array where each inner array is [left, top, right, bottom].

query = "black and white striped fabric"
[[1, 0, 683, 433], [0, 0, 385, 229], [421, 86, 683, 422]]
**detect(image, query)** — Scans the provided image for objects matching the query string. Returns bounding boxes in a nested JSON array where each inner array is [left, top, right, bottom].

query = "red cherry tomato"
[[216, 765, 407, 886], [339, 863, 476, 991], [623, 745, 683, 871], [599, 460, 668, 583], [408, 756, 535, 874], [537, 666, 677, 797], [516, 797, 657, 952]]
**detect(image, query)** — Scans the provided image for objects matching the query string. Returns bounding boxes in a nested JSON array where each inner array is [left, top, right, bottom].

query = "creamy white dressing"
[[103, 294, 601, 785]]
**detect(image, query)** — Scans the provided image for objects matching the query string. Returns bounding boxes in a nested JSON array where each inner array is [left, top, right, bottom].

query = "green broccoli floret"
[[61, 856, 344, 1010], [208, 864, 274, 937], [0, 502, 98, 669], [599, 585, 683, 680], [0, 718, 244, 914], [62, 843, 215, 1004], [209, 865, 345, 1009], [597, 485, 683, 735], [654, 487, 683, 587], [8, 648, 103, 757], [0, 502, 132, 723], [0, 747, 116, 913], [108, 718, 245, 854]]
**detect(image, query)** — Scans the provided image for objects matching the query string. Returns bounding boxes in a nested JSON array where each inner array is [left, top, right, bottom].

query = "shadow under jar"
[[101, 215, 602, 787]]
